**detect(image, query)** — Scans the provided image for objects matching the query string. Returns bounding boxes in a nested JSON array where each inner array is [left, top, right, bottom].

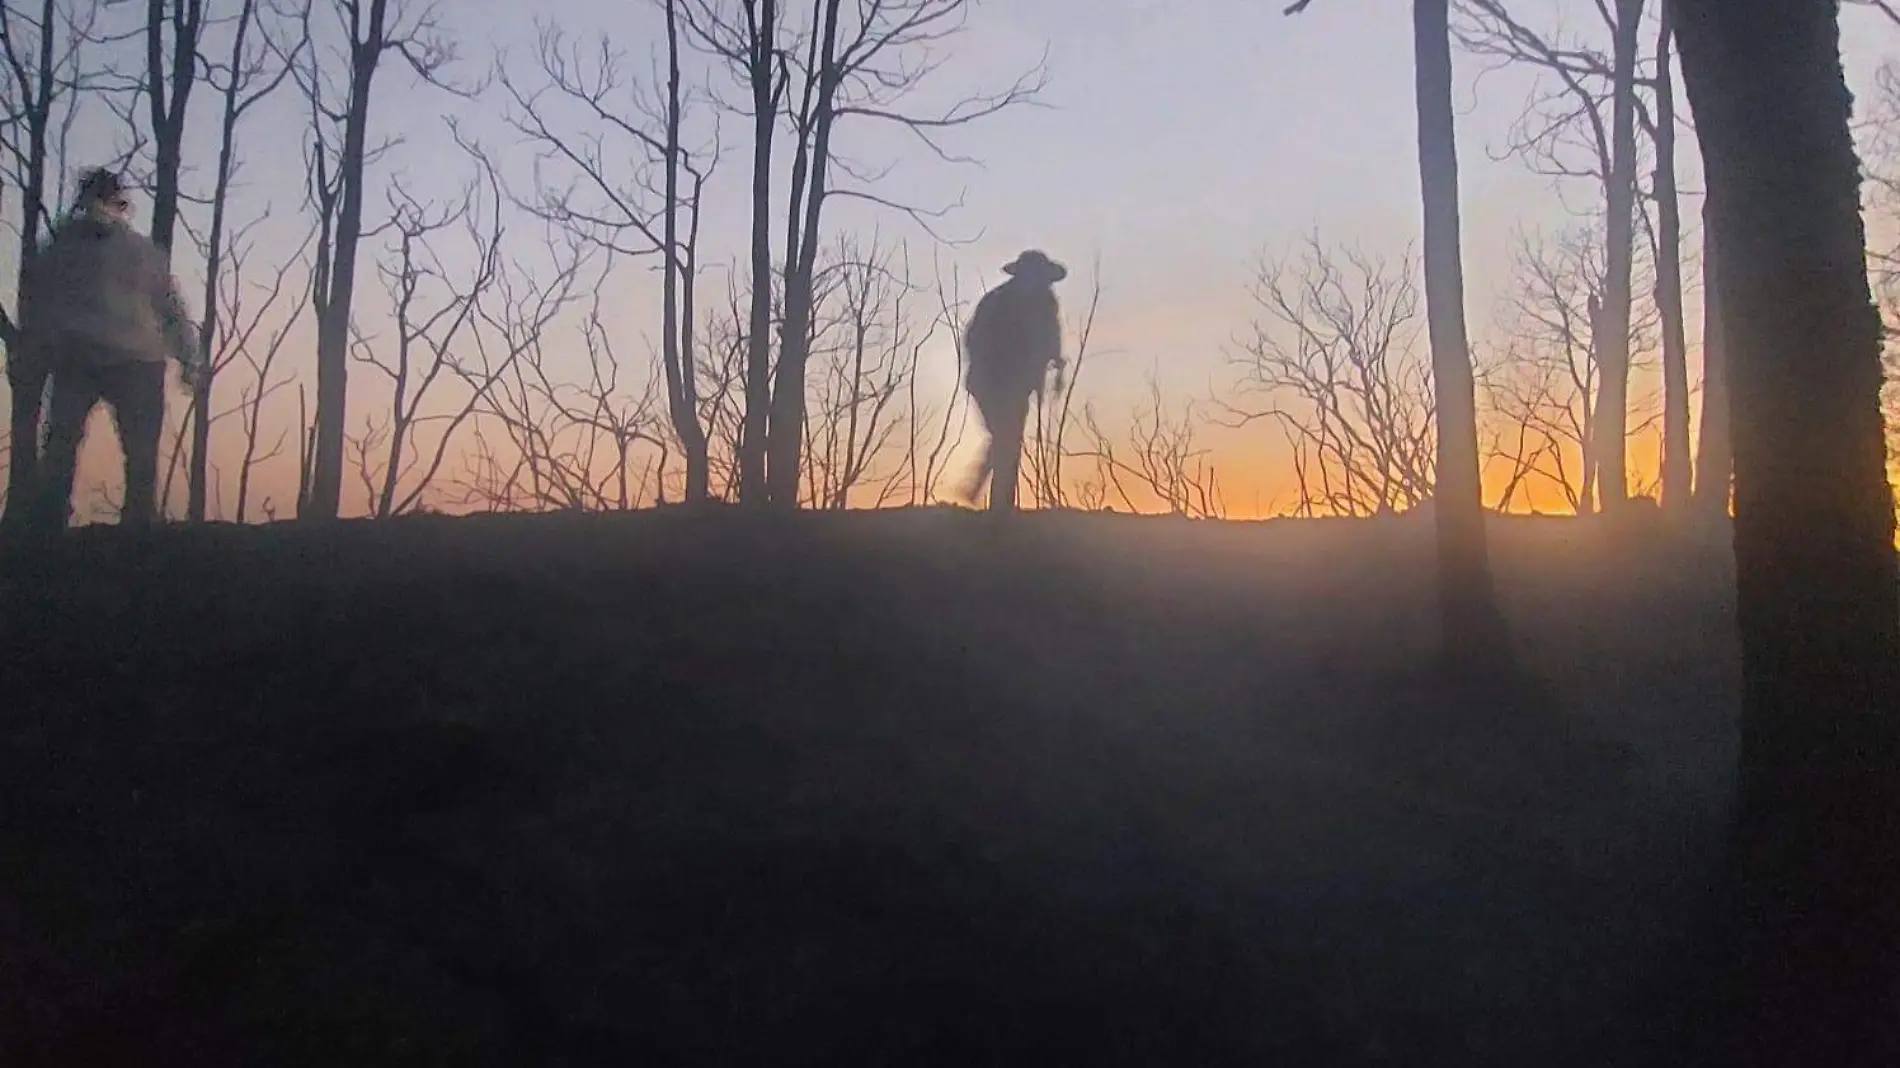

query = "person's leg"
[[36, 364, 105, 531], [988, 391, 1029, 513], [102, 362, 167, 526], [960, 391, 997, 504], [5, 359, 48, 528]]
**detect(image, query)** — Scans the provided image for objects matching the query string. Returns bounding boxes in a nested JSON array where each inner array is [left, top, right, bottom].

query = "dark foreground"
[[0, 509, 1738, 1066]]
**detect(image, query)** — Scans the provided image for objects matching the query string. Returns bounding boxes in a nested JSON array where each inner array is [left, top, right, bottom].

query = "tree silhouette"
[[1285, 0, 1513, 674], [1455, 0, 1655, 515], [1692, 199, 1731, 517], [293, 0, 454, 519], [1224, 236, 1435, 517], [1676, 1, 1900, 1063], [1413, 0, 1511, 672], [1648, 0, 1693, 512], [0, 0, 101, 524]]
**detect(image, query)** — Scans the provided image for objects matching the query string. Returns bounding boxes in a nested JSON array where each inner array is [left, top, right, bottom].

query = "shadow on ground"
[[0, 508, 1738, 1066]]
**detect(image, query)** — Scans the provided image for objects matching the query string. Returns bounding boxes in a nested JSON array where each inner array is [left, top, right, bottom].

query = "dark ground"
[[0, 508, 1739, 1066]]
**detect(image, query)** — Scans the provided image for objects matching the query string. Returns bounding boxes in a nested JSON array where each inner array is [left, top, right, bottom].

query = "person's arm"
[[1035, 296, 1066, 394], [149, 255, 204, 383]]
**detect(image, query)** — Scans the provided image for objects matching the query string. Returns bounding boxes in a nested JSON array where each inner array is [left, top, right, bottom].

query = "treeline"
[[0, 0, 1894, 522]]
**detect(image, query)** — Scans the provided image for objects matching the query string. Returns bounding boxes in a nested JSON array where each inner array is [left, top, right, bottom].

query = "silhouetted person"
[[18, 169, 201, 530], [961, 249, 1067, 512]]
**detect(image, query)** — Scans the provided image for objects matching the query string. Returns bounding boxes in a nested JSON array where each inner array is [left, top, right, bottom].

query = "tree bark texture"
[[1675, 2, 1900, 1063]]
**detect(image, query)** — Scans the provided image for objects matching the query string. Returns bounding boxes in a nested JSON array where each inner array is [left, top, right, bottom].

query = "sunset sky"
[[9, 0, 1898, 519]]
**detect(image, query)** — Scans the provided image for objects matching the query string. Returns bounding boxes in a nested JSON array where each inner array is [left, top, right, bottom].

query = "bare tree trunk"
[[1675, 2, 1900, 1064], [1414, 0, 1510, 675], [144, 0, 201, 260], [1695, 199, 1733, 517], [1596, 0, 1646, 512], [736, 0, 778, 507], [2, 0, 61, 527], [1653, 0, 1693, 512], [766, 0, 842, 510], [307, 0, 391, 519], [661, 0, 709, 503], [187, 0, 275, 522]]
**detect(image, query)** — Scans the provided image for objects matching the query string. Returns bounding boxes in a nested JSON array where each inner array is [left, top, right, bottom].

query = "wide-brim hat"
[[1001, 249, 1067, 283]]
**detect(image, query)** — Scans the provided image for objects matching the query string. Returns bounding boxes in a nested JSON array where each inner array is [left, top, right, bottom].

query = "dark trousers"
[[972, 388, 1032, 513], [5, 359, 47, 528], [38, 360, 167, 529]]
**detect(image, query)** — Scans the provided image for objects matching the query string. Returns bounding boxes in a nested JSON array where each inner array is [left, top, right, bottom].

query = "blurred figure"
[[961, 249, 1067, 512], [18, 168, 202, 530]]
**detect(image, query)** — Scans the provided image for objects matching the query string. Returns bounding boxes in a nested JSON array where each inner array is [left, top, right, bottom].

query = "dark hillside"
[[0, 509, 1737, 1066]]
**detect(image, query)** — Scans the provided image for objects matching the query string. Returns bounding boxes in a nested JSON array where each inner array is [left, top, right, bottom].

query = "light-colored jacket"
[[20, 216, 198, 369]]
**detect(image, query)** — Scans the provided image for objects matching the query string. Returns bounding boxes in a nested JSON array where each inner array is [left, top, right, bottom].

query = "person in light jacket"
[[19, 168, 203, 529]]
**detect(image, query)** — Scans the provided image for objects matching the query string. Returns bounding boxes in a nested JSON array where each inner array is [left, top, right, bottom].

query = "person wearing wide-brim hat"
[[960, 249, 1069, 512], [17, 167, 204, 531]]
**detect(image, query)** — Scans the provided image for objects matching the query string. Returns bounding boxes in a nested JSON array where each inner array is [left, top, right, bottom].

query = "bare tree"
[[1413, 0, 1510, 672], [1290, 0, 1511, 665], [658, 0, 711, 502], [904, 256, 974, 505], [138, 0, 204, 258], [1596, 0, 1647, 513], [158, 214, 310, 517], [293, 0, 452, 518], [228, 244, 309, 521], [1074, 374, 1223, 519], [495, 10, 719, 504], [1025, 259, 1101, 510], [1225, 236, 1434, 517], [353, 173, 500, 517], [1480, 224, 1662, 512], [1456, 0, 1650, 513], [1, 0, 103, 522], [174, 0, 299, 519], [1481, 230, 1601, 513], [1675, 2, 1900, 1063], [800, 234, 922, 508], [680, 0, 778, 504], [1692, 199, 1731, 518], [762, 0, 1044, 509], [454, 237, 645, 514], [1646, 0, 1692, 511], [463, 306, 662, 513], [691, 271, 753, 500], [683, 0, 1043, 509]]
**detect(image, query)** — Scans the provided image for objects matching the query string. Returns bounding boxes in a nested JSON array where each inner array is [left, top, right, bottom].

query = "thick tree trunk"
[[1675, 2, 1900, 1064], [1694, 200, 1733, 517], [1596, 0, 1646, 512], [1414, 0, 1510, 674], [1653, 0, 1694, 512]]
